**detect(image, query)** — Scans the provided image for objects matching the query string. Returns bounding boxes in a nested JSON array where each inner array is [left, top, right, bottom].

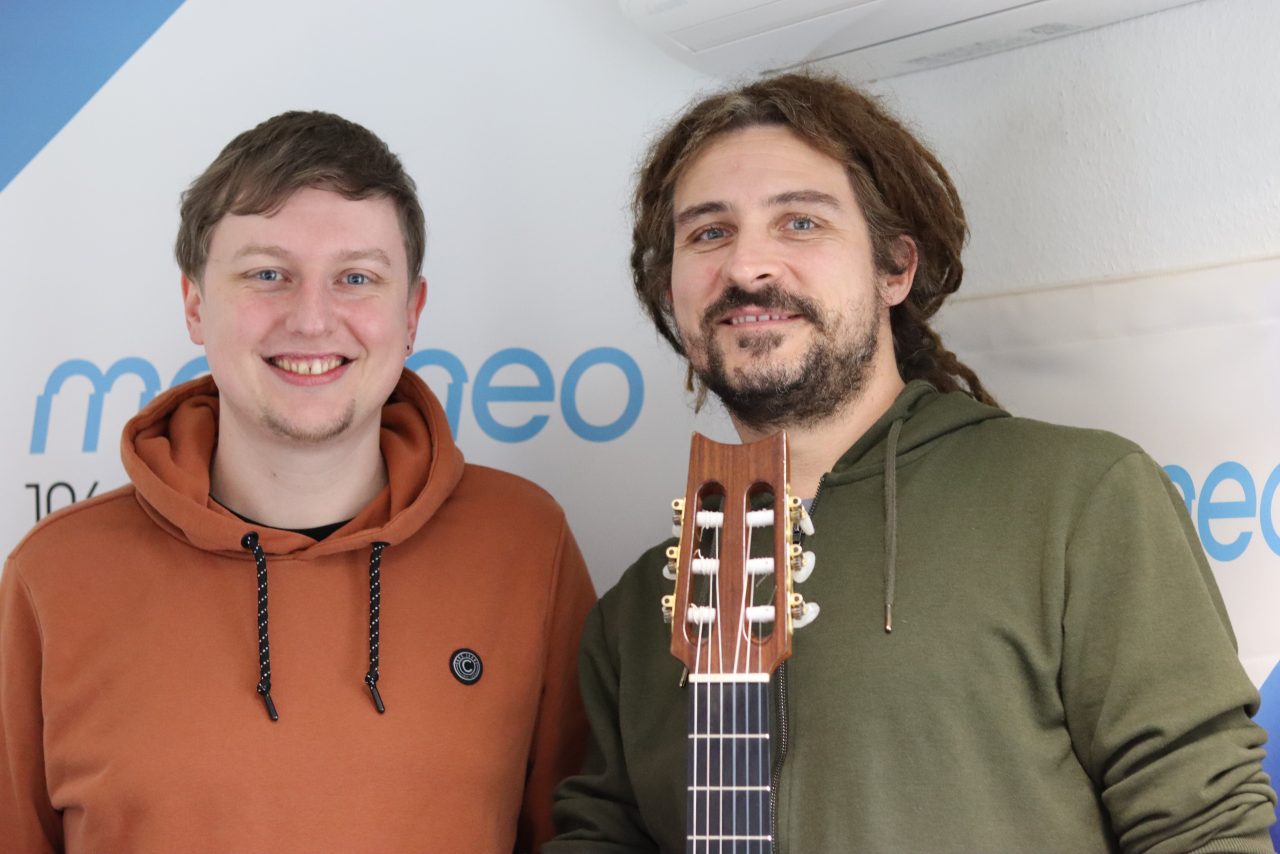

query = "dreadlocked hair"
[[631, 70, 996, 406]]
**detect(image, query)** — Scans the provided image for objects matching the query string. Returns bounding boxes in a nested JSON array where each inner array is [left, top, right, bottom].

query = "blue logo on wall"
[[30, 347, 644, 452], [1, 0, 188, 193], [1164, 463, 1280, 560]]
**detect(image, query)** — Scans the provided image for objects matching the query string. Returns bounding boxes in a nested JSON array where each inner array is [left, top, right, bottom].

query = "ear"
[[880, 236, 918, 308], [405, 275, 428, 349], [182, 274, 205, 345]]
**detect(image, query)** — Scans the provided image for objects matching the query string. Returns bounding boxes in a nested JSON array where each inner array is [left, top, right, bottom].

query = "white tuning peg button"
[[797, 504, 815, 536], [793, 601, 820, 629], [793, 551, 816, 584]]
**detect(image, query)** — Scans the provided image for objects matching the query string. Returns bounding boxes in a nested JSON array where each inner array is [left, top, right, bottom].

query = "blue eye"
[[255, 269, 281, 282], [789, 217, 816, 231], [696, 226, 727, 242], [343, 272, 369, 285]]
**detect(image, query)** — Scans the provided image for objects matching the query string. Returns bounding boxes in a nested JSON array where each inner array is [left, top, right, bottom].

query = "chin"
[[261, 406, 357, 444]]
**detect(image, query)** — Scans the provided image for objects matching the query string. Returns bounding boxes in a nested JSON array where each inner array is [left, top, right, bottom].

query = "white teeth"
[[271, 356, 344, 375], [730, 314, 788, 325]]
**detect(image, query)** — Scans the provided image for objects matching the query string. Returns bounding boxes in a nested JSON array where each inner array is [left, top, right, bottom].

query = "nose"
[[284, 278, 338, 336], [722, 228, 783, 290]]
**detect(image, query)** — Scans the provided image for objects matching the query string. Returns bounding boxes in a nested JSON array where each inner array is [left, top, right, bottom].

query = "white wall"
[[841, 0, 1280, 298]]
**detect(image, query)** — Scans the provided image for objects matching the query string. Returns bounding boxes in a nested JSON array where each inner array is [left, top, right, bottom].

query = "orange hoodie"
[[0, 370, 595, 853]]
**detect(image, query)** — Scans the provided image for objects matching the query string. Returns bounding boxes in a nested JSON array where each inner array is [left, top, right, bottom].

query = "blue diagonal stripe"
[[1258, 662, 1280, 847], [0, 0, 187, 193]]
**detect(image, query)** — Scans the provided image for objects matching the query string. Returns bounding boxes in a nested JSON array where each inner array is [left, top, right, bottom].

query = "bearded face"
[[668, 126, 898, 433], [679, 283, 879, 432]]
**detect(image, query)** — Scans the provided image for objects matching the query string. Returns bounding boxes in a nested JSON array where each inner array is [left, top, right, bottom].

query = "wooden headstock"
[[663, 432, 814, 680]]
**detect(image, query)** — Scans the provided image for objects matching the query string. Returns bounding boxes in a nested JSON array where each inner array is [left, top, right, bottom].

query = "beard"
[[684, 283, 878, 432], [261, 400, 357, 443]]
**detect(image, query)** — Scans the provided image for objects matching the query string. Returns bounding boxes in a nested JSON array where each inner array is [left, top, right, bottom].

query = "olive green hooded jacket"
[[549, 381, 1275, 854]]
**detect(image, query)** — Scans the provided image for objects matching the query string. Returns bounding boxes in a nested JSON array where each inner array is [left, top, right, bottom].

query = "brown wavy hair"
[[632, 71, 994, 405], [176, 111, 425, 283]]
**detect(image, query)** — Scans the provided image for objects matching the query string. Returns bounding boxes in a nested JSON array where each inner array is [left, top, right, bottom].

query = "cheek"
[[349, 304, 408, 347], [669, 258, 717, 322]]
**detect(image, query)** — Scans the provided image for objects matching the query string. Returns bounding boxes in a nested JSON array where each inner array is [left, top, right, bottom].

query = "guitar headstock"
[[662, 432, 818, 679]]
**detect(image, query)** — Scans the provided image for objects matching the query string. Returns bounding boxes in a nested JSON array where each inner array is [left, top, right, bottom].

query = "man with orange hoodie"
[[0, 111, 594, 853]]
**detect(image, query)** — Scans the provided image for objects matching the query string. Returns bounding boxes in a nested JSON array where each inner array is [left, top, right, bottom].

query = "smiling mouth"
[[268, 356, 349, 376], [726, 313, 797, 325]]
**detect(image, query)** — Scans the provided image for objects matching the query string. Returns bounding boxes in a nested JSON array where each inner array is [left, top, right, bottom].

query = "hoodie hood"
[[824, 379, 1008, 487], [121, 368, 465, 559]]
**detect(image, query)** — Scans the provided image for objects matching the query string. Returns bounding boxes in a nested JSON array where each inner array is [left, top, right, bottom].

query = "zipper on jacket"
[[770, 475, 826, 851]]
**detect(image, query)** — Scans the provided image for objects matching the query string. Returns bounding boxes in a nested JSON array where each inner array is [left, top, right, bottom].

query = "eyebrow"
[[673, 190, 844, 228], [232, 243, 294, 262], [230, 245, 394, 267], [674, 201, 727, 228], [767, 190, 843, 209]]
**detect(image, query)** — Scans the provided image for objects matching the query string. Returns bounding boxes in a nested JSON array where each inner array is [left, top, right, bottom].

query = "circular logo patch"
[[449, 648, 483, 685]]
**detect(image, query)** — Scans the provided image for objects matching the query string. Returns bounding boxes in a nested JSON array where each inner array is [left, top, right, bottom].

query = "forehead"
[[674, 125, 853, 210], [207, 186, 407, 268]]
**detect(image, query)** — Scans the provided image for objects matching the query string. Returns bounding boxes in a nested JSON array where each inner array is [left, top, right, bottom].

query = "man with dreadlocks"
[[548, 73, 1275, 853]]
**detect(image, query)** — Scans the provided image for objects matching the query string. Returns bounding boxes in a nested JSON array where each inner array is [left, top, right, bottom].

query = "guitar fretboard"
[[687, 681, 772, 854]]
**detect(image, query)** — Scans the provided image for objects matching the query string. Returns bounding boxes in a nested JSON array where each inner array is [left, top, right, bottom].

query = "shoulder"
[[947, 414, 1154, 483], [453, 463, 567, 522], [5, 484, 146, 586]]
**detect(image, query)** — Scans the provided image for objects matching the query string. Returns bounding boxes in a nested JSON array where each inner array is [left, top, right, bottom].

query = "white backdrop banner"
[[939, 256, 1280, 826]]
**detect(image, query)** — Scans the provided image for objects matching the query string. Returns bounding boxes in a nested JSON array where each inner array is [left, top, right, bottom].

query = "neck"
[[210, 419, 386, 530], [732, 349, 906, 501]]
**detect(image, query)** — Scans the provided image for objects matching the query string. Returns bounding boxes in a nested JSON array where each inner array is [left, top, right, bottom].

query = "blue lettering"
[[472, 348, 554, 443], [1260, 464, 1280, 556], [34, 347, 645, 450], [407, 348, 469, 439], [30, 357, 162, 453], [1197, 461, 1255, 562], [561, 347, 645, 442]]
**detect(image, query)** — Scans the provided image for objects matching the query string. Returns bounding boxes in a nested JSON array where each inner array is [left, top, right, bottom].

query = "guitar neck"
[[667, 431, 817, 854], [687, 680, 772, 854]]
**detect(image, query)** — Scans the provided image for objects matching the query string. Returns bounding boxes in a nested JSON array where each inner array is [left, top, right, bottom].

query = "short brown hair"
[[175, 111, 426, 282], [632, 71, 993, 404]]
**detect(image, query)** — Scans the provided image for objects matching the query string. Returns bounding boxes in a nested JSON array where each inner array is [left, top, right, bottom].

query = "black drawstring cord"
[[365, 542, 389, 713], [241, 531, 279, 722]]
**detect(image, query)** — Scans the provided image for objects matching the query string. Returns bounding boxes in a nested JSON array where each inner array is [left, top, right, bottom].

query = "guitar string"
[[736, 503, 750, 852]]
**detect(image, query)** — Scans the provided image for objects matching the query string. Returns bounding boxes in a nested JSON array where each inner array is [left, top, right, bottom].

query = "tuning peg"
[[789, 592, 820, 629], [661, 594, 675, 624], [671, 498, 685, 537], [788, 495, 815, 536], [793, 601, 820, 629], [793, 550, 816, 584], [664, 545, 678, 581]]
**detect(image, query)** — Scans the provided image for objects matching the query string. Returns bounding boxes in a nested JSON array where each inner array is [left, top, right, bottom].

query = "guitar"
[[662, 432, 819, 854]]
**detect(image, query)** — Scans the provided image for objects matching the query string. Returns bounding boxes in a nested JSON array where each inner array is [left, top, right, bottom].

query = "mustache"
[[701, 284, 824, 330]]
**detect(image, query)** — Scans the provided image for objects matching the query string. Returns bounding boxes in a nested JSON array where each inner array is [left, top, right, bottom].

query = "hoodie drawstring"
[[883, 419, 903, 634], [239, 534, 391, 720], [365, 541, 389, 714], [240, 532, 278, 722]]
